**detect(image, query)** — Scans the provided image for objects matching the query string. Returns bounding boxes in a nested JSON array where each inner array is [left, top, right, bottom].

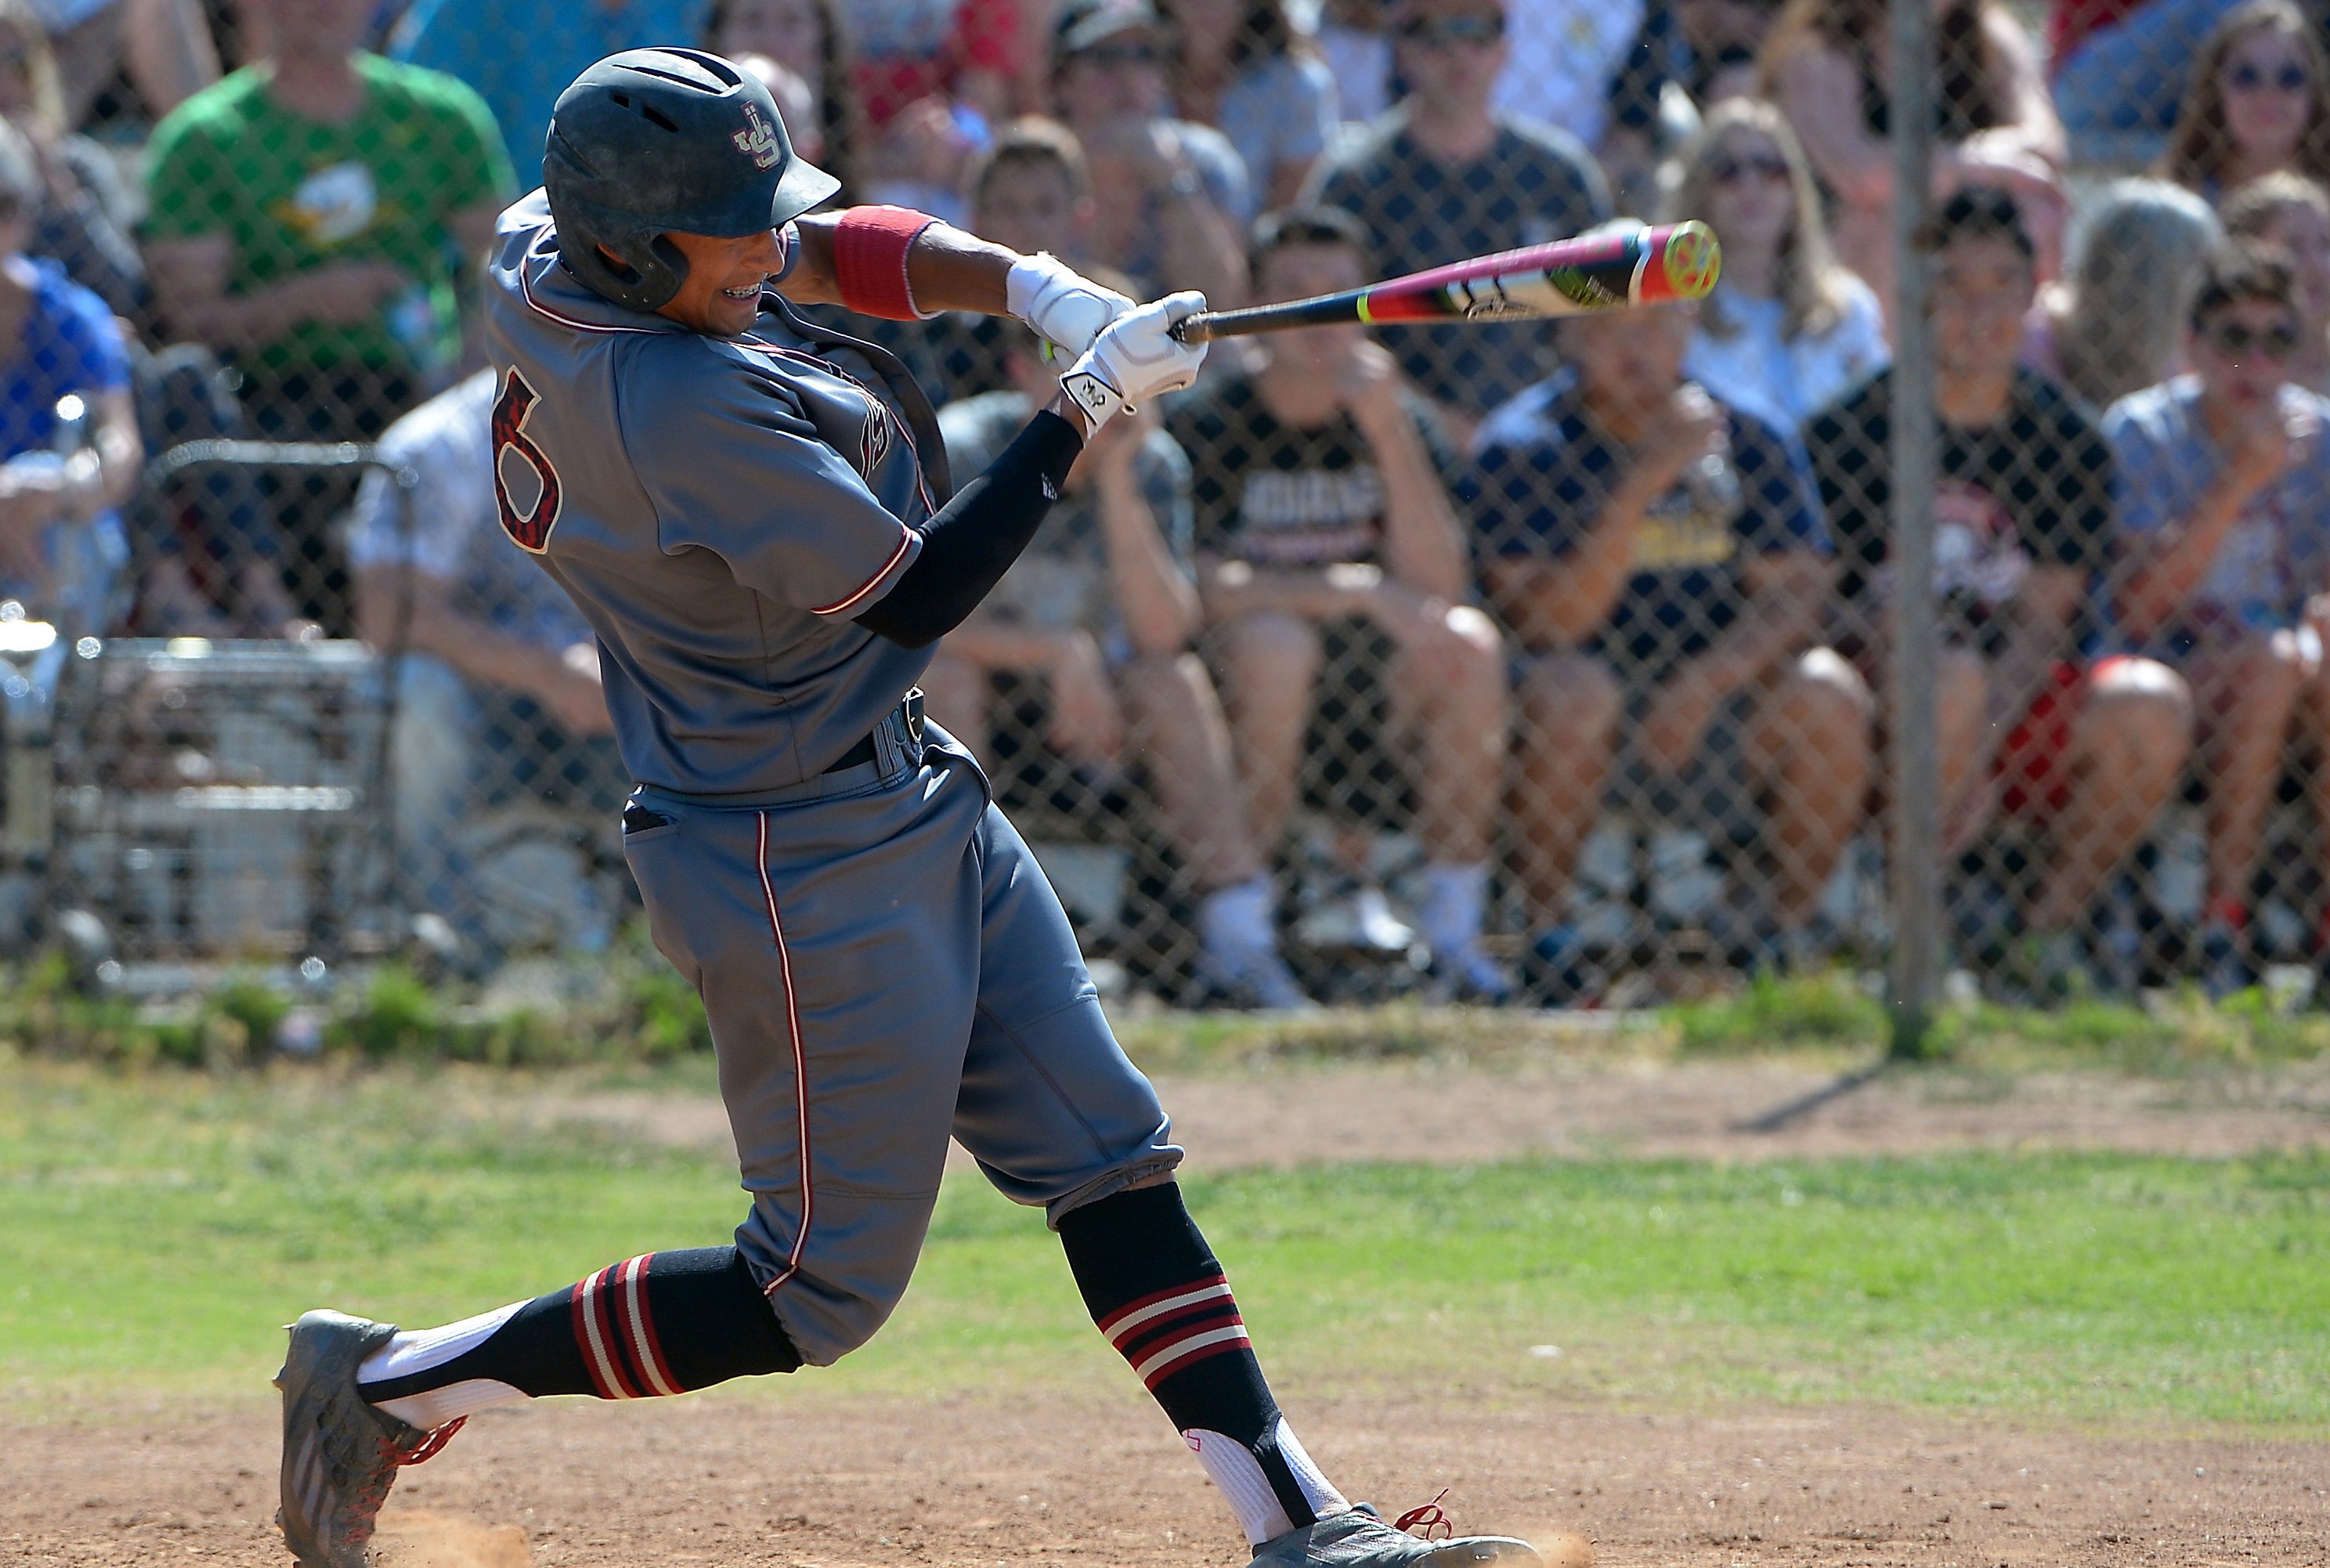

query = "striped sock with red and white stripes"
[[355, 1247, 798, 1432], [1059, 1183, 1349, 1548]]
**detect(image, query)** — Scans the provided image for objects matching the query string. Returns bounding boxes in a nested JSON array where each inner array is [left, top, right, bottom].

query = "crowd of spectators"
[[13, 0, 2330, 1003]]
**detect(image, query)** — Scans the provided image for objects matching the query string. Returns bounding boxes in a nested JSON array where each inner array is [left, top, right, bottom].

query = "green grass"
[[4, 1064, 2325, 1430]]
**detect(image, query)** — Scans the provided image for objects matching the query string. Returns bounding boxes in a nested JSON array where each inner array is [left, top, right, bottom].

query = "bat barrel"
[[1166, 221, 1721, 344]]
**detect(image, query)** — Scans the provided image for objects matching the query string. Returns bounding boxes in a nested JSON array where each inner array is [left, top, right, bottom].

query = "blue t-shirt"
[[0, 258, 132, 630], [1461, 370, 1829, 680], [2105, 375, 2330, 649], [0, 258, 128, 460], [391, 0, 711, 176]]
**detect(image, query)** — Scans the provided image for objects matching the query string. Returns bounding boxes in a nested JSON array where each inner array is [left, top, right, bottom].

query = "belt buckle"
[[902, 688, 926, 745]]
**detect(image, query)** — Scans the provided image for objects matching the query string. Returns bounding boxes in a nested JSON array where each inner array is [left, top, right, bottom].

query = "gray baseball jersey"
[[482, 192, 1180, 1367], [482, 190, 936, 794]]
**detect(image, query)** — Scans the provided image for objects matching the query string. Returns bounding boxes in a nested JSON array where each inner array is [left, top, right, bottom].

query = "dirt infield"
[[7, 1387, 2324, 1567], [551, 1056, 2330, 1168]]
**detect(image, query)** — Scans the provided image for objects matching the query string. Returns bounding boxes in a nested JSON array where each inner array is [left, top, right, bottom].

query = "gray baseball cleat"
[[275, 1309, 461, 1568], [1250, 1507, 1542, 1567]]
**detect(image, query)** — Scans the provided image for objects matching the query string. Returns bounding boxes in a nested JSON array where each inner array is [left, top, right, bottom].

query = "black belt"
[[823, 692, 927, 774], [825, 732, 879, 772]]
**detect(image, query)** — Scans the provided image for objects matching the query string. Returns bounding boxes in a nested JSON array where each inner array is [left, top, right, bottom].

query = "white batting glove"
[[1059, 291, 1208, 432], [1007, 253, 1136, 360]]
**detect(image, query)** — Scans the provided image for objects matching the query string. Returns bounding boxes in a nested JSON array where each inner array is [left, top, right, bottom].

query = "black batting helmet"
[[543, 48, 838, 313]]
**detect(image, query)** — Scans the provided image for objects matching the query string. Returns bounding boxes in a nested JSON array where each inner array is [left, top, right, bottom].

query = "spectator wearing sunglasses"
[[2108, 242, 2330, 993], [2159, 1, 2330, 204], [1049, 0, 1250, 305], [2223, 172, 2330, 392], [1663, 98, 1887, 435], [1302, 0, 1611, 443]]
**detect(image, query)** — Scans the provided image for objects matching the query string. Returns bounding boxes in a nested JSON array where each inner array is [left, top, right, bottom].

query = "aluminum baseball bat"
[[1168, 221, 1722, 344]]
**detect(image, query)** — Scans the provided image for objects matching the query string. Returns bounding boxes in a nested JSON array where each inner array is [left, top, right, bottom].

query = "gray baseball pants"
[[621, 712, 1183, 1367]]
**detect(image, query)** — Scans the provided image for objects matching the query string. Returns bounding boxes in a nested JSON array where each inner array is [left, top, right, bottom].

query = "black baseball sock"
[[356, 1247, 798, 1430], [1057, 1183, 1348, 1545]]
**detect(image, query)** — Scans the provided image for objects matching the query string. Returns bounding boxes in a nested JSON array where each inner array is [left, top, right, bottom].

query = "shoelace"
[[398, 1417, 467, 1465], [1394, 1487, 1454, 1541]]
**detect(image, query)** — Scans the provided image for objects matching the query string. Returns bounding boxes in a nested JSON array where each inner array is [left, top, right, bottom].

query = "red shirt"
[[851, 0, 1018, 125], [2046, 0, 2145, 74]]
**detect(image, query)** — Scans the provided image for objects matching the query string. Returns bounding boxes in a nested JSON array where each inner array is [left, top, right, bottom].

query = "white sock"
[[1418, 861, 1489, 958], [1186, 1417, 1350, 1547], [1200, 876, 1278, 963], [356, 1301, 533, 1431], [370, 1377, 529, 1432], [358, 1301, 527, 1384]]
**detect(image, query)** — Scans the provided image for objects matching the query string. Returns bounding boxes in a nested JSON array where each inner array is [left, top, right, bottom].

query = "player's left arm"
[[779, 209, 1134, 359]]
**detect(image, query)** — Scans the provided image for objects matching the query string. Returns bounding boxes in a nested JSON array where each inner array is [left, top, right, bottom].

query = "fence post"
[[1887, 0, 1941, 1057]]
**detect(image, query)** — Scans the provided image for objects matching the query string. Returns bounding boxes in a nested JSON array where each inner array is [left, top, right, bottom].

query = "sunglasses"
[[2202, 319, 2302, 358], [2225, 60, 2310, 93], [1396, 16, 1505, 47], [1710, 152, 1791, 186], [1073, 42, 1161, 67]]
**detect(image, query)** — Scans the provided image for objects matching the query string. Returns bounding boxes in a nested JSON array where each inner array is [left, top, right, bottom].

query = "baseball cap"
[[1053, 0, 1165, 62]]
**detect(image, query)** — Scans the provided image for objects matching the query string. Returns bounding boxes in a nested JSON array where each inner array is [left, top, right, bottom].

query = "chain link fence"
[[0, 0, 2323, 1018]]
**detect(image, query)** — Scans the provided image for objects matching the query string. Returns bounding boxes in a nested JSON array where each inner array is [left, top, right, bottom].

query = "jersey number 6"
[[493, 367, 564, 554]]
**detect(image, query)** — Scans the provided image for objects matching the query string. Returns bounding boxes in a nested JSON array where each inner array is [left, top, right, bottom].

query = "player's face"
[[2192, 296, 2303, 412], [656, 228, 793, 336], [1929, 236, 2034, 382]]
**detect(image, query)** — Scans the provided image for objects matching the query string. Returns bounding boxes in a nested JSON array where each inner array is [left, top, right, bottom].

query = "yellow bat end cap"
[[1662, 221, 1722, 299]]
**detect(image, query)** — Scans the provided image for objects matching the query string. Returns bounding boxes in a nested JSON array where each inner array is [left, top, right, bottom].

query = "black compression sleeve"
[[854, 409, 1083, 648]]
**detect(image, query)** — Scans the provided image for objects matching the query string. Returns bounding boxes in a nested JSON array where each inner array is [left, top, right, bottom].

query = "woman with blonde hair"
[[2158, 1, 2330, 202], [1757, 0, 2064, 322], [1664, 98, 1887, 432], [2028, 178, 2221, 410]]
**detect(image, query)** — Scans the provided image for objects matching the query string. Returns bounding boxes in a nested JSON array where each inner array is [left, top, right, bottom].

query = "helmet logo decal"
[[733, 102, 781, 170], [493, 367, 565, 554]]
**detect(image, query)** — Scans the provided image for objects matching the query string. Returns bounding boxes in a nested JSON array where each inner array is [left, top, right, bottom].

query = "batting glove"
[[1007, 253, 1136, 359], [1059, 291, 1208, 432]]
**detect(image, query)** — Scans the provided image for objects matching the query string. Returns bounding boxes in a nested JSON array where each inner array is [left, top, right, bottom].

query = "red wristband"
[[833, 205, 938, 320]]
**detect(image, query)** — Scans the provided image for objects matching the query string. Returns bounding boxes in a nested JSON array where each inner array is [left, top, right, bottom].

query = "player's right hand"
[[1058, 292, 1208, 434]]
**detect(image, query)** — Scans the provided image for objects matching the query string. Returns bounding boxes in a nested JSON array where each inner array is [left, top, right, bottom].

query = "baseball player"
[[272, 48, 1544, 1568]]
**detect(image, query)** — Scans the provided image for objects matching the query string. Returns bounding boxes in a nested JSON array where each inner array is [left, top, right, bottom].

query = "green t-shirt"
[[143, 54, 515, 375]]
